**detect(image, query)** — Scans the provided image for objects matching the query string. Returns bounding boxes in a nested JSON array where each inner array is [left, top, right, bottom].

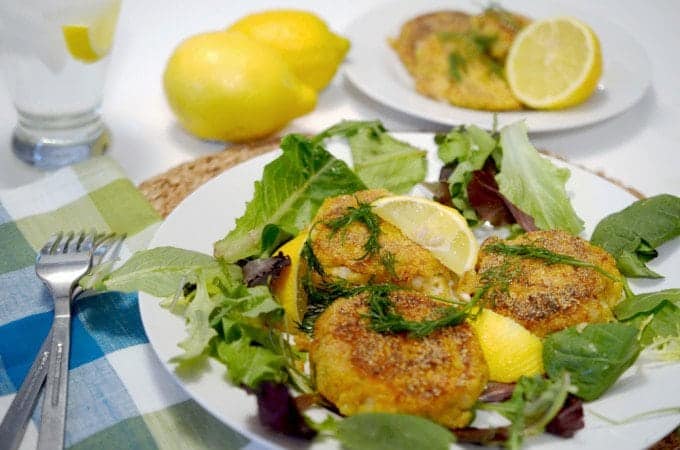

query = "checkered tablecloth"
[[0, 157, 256, 449]]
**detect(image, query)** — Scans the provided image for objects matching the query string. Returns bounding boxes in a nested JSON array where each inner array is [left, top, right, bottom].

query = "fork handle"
[[0, 329, 53, 450], [37, 308, 70, 450]]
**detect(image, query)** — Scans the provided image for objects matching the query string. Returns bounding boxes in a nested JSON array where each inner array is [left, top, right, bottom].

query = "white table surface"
[[0, 0, 679, 199]]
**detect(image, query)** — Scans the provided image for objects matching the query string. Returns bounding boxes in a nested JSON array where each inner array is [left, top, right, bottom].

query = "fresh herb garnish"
[[485, 243, 618, 281], [485, 242, 633, 297], [448, 52, 467, 81], [326, 200, 381, 259], [364, 286, 473, 338], [472, 32, 497, 54]]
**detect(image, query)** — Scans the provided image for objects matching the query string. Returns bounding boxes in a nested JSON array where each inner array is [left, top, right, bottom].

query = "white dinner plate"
[[343, 0, 651, 132], [139, 133, 679, 450]]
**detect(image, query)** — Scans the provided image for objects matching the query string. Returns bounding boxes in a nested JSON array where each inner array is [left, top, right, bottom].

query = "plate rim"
[[343, 0, 651, 132], [138, 132, 679, 450]]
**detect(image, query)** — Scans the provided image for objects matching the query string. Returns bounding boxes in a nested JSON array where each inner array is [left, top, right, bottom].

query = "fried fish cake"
[[307, 189, 458, 299], [413, 32, 522, 111], [389, 11, 472, 76], [471, 8, 531, 61], [310, 290, 488, 428], [457, 230, 624, 337]]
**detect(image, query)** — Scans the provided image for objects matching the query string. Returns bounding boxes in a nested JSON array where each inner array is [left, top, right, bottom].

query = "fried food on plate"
[[389, 9, 529, 111], [457, 230, 624, 337], [413, 32, 521, 111], [307, 189, 458, 298], [471, 8, 531, 61], [389, 11, 472, 76], [310, 290, 488, 428]]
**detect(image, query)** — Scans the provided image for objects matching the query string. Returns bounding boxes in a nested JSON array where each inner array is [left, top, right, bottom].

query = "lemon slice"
[[470, 309, 544, 383], [505, 17, 602, 109], [371, 196, 478, 275], [270, 231, 309, 330], [62, 1, 120, 63]]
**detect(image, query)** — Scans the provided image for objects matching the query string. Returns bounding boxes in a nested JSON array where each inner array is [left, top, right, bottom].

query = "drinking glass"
[[0, 0, 121, 169]]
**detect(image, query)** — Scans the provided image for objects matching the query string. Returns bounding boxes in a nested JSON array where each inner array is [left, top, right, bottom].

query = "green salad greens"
[[85, 119, 680, 450]]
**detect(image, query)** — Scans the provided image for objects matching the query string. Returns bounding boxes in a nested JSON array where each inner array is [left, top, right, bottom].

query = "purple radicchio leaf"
[[479, 381, 516, 403], [242, 252, 291, 287], [467, 162, 538, 231], [546, 394, 584, 438], [255, 381, 317, 439]]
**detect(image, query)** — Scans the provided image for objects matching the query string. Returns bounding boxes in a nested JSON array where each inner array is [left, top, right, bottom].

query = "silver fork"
[[35, 231, 95, 450], [0, 233, 125, 450]]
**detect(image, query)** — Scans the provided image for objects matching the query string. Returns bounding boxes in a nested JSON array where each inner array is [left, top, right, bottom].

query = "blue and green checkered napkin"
[[0, 156, 257, 450]]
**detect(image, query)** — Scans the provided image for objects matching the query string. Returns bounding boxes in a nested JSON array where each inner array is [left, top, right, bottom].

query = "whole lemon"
[[163, 30, 317, 142], [228, 10, 350, 91]]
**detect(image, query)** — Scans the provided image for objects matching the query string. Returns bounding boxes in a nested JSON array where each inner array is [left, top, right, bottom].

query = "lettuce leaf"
[[99, 246, 220, 297], [315, 120, 427, 194], [614, 289, 680, 346], [590, 194, 680, 278], [496, 122, 584, 235], [214, 134, 365, 262], [542, 323, 640, 401], [435, 125, 498, 222]]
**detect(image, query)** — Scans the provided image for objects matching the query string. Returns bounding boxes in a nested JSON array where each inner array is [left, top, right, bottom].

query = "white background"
[[0, 0, 679, 198]]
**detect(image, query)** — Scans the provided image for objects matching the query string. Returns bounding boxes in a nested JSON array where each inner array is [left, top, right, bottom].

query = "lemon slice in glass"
[[62, 1, 120, 63], [505, 16, 602, 109], [371, 195, 478, 275]]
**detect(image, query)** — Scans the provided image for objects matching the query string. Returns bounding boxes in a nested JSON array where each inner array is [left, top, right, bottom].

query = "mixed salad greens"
[[86, 119, 680, 450]]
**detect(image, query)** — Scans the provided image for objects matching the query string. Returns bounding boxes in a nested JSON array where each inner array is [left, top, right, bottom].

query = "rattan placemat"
[[136, 139, 676, 448], [138, 137, 280, 218]]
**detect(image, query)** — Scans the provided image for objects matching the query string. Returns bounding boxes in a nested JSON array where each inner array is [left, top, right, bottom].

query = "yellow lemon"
[[505, 17, 602, 109], [62, 1, 121, 63], [469, 309, 544, 383], [371, 195, 478, 275], [163, 30, 317, 142], [228, 9, 350, 91], [270, 231, 309, 331]]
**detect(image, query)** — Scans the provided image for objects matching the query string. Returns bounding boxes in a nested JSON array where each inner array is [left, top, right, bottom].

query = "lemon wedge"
[[371, 196, 478, 275], [62, 1, 120, 63], [470, 309, 544, 382], [270, 231, 309, 331], [505, 17, 602, 109]]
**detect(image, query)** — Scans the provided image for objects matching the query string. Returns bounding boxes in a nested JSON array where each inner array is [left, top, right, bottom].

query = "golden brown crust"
[[310, 290, 488, 428], [308, 190, 458, 299], [389, 9, 528, 111], [457, 230, 624, 337], [389, 11, 472, 76]]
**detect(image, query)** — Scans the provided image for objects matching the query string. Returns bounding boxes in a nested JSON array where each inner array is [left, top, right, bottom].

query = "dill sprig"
[[485, 242, 633, 297], [365, 287, 477, 338], [485, 243, 617, 280], [448, 52, 467, 81], [325, 201, 381, 259]]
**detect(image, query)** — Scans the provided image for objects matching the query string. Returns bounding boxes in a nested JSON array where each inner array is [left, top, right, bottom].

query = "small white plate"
[[139, 134, 679, 449], [344, 0, 651, 132]]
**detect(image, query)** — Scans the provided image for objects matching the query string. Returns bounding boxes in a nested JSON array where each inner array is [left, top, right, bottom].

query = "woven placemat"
[[136, 140, 676, 448], [138, 137, 280, 218], [137, 142, 645, 219]]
